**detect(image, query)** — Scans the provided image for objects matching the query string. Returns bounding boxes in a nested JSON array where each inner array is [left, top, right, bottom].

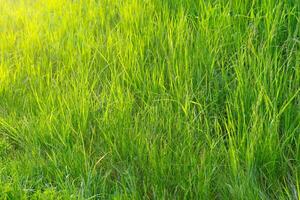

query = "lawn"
[[0, 0, 299, 199]]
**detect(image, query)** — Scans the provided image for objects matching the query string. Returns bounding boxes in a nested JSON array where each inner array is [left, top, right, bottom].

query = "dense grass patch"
[[0, 0, 299, 199]]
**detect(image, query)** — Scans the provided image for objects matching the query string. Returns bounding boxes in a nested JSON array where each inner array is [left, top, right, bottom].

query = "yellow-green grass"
[[0, 0, 299, 199]]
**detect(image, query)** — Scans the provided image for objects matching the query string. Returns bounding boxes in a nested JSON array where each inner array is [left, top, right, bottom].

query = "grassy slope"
[[0, 0, 299, 199]]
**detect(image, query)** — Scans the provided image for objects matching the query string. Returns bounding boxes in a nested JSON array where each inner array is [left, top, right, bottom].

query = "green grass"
[[0, 0, 299, 199]]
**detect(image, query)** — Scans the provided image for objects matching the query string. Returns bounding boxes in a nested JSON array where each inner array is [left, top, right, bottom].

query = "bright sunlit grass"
[[0, 0, 299, 199]]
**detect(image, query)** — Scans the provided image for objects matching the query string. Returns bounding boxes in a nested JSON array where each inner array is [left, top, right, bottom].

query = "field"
[[0, 0, 300, 199]]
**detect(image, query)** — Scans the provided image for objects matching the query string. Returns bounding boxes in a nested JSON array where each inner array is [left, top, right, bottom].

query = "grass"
[[0, 0, 299, 199]]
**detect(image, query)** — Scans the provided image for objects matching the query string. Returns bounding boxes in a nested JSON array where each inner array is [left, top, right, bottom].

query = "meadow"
[[0, 0, 299, 199]]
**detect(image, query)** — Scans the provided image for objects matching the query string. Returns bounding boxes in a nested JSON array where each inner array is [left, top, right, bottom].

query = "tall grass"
[[0, 0, 299, 199]]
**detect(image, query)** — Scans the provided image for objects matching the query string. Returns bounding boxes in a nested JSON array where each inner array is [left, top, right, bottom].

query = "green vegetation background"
[[0, 0, 299, 199]]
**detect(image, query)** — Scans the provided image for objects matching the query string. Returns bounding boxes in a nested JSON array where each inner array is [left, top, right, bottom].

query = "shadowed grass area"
[[0, 0, 299, 199]]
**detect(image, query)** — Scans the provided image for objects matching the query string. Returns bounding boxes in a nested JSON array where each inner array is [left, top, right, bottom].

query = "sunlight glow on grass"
[[0, 0, 299, 199]]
